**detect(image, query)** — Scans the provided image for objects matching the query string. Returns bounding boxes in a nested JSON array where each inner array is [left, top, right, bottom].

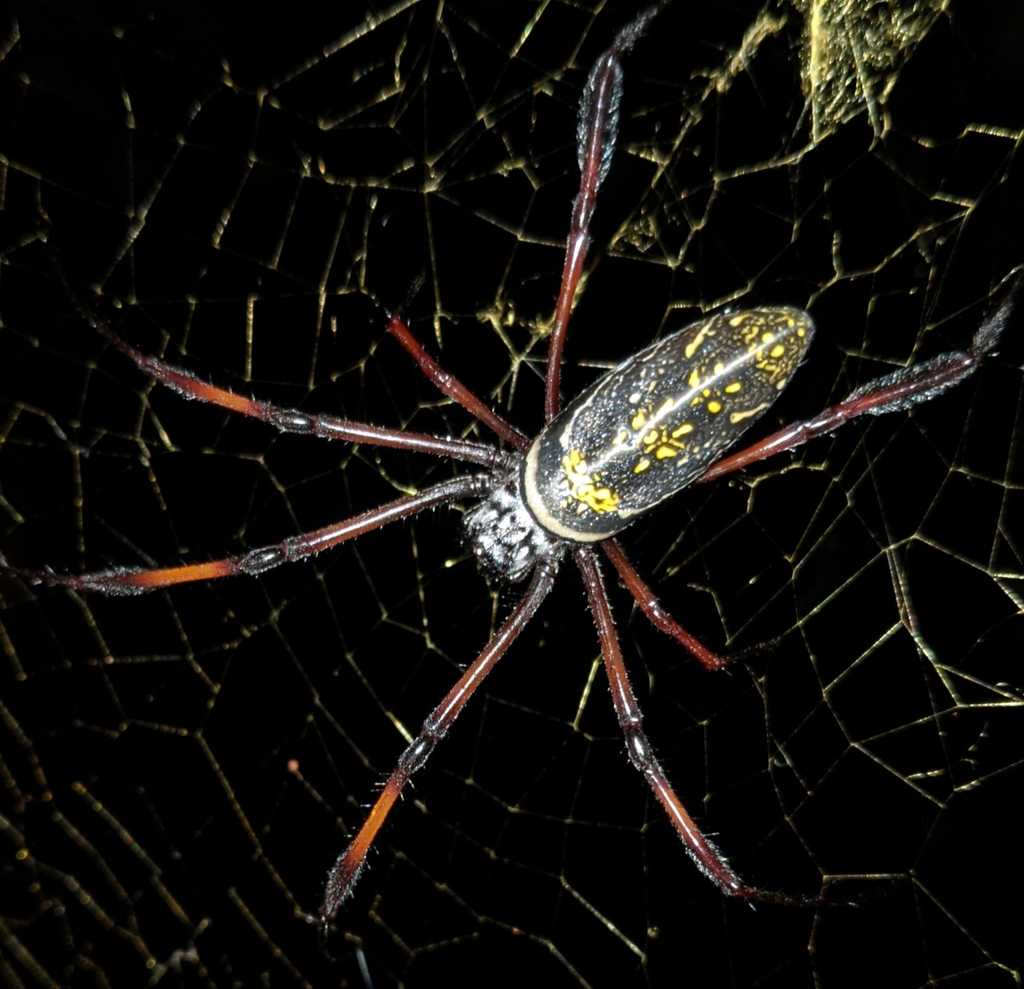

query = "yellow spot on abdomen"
[[707, 400, 722, 414], [729, 402, 770, 424], [724, 381, 742, 394], [561, 449, 620, 514], [684, 325, 711, 359]]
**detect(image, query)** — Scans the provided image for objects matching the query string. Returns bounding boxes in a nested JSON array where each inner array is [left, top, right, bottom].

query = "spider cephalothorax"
[[462, 460, 566, 583]]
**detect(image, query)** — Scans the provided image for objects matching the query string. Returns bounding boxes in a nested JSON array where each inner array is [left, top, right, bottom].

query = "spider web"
[[1, 1, 1022, 985]]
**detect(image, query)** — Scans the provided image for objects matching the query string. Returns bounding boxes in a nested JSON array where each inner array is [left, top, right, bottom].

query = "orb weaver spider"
[[3, 2, 1014, 922]]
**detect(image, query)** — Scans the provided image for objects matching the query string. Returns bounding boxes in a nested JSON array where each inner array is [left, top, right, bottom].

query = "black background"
[[1, 2, 1022, 986]]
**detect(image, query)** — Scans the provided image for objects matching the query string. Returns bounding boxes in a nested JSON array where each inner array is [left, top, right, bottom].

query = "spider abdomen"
[[522, 307, 815, 541]]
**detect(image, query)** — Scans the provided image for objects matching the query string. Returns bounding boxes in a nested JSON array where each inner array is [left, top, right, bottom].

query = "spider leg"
[[696, 280, 1019, 486], [601, 539, 729, 671], [574, 547, 820, 906], [320, 560, 557, 920], [544, 2, 670, 421], [92, 324, 504, 467], [386, 314, 529, 452], [5, 475, 489, 596]]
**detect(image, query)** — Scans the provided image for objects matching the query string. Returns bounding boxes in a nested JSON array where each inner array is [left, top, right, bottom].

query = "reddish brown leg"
[[601, 539, 729, 671], [573, 546, 817, 905], [94, 327, 505, 467], [542, 55, 612, 422], [320, 560, 557, 919], [9, 475, 488, 596], [544, 3, 669, 421], [386, 314, 530, 452]]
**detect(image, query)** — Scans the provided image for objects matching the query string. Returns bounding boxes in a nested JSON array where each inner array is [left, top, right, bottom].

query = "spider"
[[3, 2, 1015, 921]]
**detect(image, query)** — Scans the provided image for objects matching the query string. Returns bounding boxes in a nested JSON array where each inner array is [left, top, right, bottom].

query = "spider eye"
[[521, 307, 815, 542]]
